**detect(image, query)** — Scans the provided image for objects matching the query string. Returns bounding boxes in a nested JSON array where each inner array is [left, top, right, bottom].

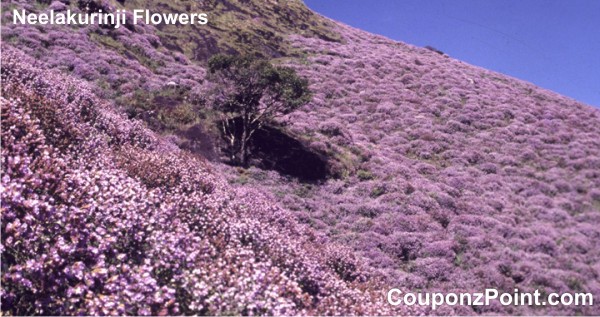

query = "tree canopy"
[[206, 54, 311, 165]]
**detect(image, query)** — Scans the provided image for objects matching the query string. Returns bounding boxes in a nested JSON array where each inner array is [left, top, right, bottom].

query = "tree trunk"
[[240, 128, 248, 166], [221, 119, 237, 164], [240, 111, 250, 166]]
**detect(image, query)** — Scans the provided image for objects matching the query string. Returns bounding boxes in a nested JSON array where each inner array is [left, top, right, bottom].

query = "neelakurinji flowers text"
[[12, 9, 208, 29]]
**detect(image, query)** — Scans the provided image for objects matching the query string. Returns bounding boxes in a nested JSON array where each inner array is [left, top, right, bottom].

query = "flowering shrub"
[[229, 22, 600, 315], [1, 48, 412, 315], [3, 1, 600, 314], [1, 0, 206, 100]]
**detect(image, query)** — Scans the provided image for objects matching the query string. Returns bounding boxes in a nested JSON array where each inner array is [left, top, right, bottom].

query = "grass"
[[120, 0, 342, 61], [357, 169, 374, 181], [90, 33, 164, 72]]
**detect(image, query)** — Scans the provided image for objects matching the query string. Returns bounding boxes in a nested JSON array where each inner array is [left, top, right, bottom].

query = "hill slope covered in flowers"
[[2, 0, 600, 315], [1, 47, 406, 315], [241, 22, 600, 315]]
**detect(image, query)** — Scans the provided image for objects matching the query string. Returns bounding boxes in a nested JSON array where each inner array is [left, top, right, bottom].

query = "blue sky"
[[305, 0, 600, 107]]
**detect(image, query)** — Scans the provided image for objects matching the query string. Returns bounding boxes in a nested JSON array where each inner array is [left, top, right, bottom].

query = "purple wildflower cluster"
[[226, 23, 600, 315], [1, 48, 415, 315], [3, 0, 600, 314], [1, 0, 205, 99]]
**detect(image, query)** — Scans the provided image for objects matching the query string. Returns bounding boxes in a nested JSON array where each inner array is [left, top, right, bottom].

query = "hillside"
[[1, 47, 401, 315], [2, 0, 600, 315], [247, 23, 600, 315]]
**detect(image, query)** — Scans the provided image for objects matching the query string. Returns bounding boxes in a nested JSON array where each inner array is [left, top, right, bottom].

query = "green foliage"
[[117, 86, 200, 132], [357, 169, 374, 181], [159, 103, 198, 129], [207, 54, 311, 114], [294, 184, 313, 198], [121, 0, 342, 60], [206, 53, 311, 165], [370, 185, 386, 198], [90, 33, 164, 72]]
